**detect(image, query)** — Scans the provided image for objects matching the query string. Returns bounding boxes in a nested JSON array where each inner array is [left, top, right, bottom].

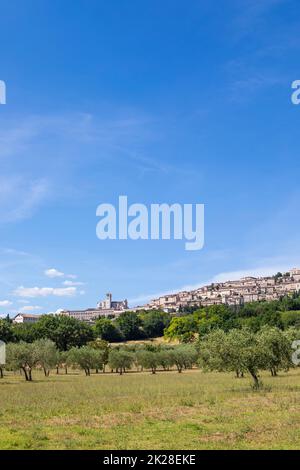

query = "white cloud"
[[66, 274, 77, 279], [2, 248, 30, 257], [0, 300, 12, 307], [20, 305, 42, 313], [44, 268, 65, 278], [13, 286, 77, 298], [62, 280, 84, 286]]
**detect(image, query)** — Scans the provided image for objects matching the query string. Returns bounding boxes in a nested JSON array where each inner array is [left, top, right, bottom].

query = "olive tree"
[[108, 349, 134, 375], [67, 346, 99, 376], [257, 326, 291, 376], [88, 339, 110, 373], [157, 349, 174, 371], [6, 342, 37, 381], [56, 350, 70, 374], [137, 350, 160, 374], [170, 344, 198, 373], [34, 339, 58, 377], [199, 328, 268, 389]]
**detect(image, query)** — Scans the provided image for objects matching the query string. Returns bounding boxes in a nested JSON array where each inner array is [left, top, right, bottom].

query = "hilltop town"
[[143, 268, 300, 313], [12, 268, 300, 324]]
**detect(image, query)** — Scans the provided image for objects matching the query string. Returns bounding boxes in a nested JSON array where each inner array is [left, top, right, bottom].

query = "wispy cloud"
[[231, 0, 286, 38], [0, 300, 12, 307], [0, 118, 40, 159], [63, 280, 85, 286], [228, 73, 284, 103], [0, 176, 49, 223], [1, 248, 31, 257]]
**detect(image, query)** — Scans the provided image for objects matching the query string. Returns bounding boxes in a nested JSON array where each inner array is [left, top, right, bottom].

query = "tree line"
[[0, 310, 171, 348], [1, 339, 198, 380], [1, 326, 299, 389]]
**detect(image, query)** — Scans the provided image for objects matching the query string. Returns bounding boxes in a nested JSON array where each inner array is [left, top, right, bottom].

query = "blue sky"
[[1, 0, 300, 315]]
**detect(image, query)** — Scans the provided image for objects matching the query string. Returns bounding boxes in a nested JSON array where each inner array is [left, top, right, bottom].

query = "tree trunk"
[[0, 367, 3, 378], [22, 367, 29, 381], [249, 369, 260, 389]]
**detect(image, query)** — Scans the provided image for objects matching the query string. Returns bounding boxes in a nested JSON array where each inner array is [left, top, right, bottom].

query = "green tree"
[[94, 318, 123, 342], [0, 319, 15, 343], [164, 315, 198, 342], [67, 346, 99, 376], [169, 344, 198, 373], [13, 322, 39, 343], [56, 350, 69, 374], [199, 329, 268, 389], [34, 314, 94, 350], [140, 310, 171, 338], [88, 339, 110, 372], [157, 349, 174, 370], [281, 311, 300, 329], [34, 339, 58, 376], [108, 349, 134, 375], [257, 326, 291, 376], [6, 342, 37, 381], [115, 312, 144, 341], [136, 350, 160, 374]]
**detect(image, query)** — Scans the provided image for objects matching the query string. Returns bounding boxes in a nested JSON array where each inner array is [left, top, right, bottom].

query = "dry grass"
[[1, 368, 300, 449]]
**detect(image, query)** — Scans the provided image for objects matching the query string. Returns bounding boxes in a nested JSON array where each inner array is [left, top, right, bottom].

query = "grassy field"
[[1, 368, 300, 450]]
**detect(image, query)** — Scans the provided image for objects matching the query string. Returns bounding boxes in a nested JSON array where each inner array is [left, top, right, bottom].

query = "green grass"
[[1, 368, 300, 449]]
